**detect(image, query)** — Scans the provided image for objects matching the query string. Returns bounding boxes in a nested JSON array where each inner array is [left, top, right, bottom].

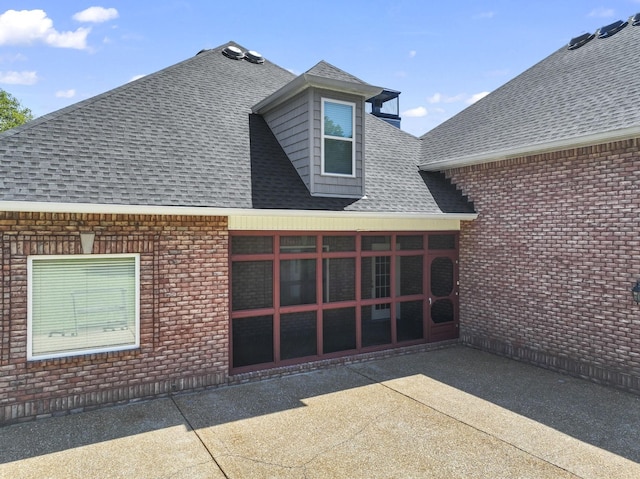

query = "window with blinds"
[[28, 254, 140, 360], [322, 98, 355, 176]]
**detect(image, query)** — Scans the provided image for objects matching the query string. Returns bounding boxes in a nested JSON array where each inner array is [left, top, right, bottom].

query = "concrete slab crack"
[[296, 404, 403, 477]]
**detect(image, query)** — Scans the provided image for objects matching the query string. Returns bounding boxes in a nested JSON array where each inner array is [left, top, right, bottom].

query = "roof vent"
[[596, 20, 627, 38], [567, 32, 595, 50], [222, 45, 244, 60], [245, 50, 265, 64], [632, 13, 640, 26]]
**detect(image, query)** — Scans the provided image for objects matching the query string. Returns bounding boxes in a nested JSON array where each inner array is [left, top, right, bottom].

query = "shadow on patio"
[[1, 345, 639, 478]]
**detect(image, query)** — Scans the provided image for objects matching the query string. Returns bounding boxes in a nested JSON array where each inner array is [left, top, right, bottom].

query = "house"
[[421, 15, 640, 392], [2, 11, 640, 423], [0, 42, 475, 423]]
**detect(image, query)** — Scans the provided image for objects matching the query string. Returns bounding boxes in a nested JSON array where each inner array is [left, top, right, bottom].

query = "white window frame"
[[27, 253, 140, 360], [321, 98, 356, 177]]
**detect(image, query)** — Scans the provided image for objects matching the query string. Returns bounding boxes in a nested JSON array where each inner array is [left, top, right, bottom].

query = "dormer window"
[[322, 98, 355, 176], [253, 60, 384, 197]]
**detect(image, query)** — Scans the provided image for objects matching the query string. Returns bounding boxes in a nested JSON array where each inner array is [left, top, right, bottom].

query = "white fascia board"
[[253, 74, 382, 114], [419, 126, 640, 171], [0, 200, 477, 221]]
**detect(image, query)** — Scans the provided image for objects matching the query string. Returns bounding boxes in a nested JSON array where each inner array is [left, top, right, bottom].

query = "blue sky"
[[1, 1, 639, 136]]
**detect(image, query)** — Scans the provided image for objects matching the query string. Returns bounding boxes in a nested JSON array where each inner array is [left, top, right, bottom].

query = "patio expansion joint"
[[347, 366, 583, 479], [169, 395, 231, 479]]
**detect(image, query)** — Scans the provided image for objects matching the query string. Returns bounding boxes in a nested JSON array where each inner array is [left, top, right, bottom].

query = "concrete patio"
[[1, 345, 639, 478]]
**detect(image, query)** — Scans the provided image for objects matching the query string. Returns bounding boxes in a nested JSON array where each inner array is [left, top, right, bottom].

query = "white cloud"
[[73, 7, 119, 23], [484, 68, 510, 78], [0, 52, 28, 63], [427, 92, 465, 104], [0, 70, 38, 85], [402, 106, 428, 118], [46, 28, 91, 49], [474, 11, 495, 19], [0, 9, 90, 49], [588, 8, 615, 18], [408, 50, 417, 58], [128, 74, 146, 82], [428, 91, 489, 106], [427, 93, 442, 104], [467, 91, 490, 104], [55, 89, 76, 98]]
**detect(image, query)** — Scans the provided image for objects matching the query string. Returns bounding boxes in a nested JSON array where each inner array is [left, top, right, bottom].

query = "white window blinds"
[[28, 254, 139, 360]]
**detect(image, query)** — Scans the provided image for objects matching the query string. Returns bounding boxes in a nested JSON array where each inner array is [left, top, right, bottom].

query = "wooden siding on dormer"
[[311, 89, 364, 198], [263, 90, 312, 190], [262, 88, 365, 199]]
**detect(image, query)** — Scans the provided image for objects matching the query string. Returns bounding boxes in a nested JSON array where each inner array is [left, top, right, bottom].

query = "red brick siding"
[[448, 138, 640, 392], [0, 213, 229, 423]]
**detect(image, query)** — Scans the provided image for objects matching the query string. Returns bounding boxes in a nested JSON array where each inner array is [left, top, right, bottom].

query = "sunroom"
[[230, 231, 460, 372]]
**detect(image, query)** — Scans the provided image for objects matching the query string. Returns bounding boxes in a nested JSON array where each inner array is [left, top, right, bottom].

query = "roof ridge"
[[305, 60, 368, 85], [419, 22, 640, 168], [1, 43, 238, 140]]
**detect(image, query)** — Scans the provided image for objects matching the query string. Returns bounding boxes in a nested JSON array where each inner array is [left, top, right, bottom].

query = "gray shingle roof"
[[420, 19, 640, 169], [0, 42, 473, 215], [305, 60, 367, 84]]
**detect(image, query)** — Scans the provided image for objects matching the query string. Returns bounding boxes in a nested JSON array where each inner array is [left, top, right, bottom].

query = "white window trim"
[[321, 98, 356, 178], [27, 253, 140, 360]]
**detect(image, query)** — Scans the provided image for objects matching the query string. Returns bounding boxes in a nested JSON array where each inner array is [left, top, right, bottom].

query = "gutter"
[[0, 201, 478, 221], [419, 125, 640, 171]]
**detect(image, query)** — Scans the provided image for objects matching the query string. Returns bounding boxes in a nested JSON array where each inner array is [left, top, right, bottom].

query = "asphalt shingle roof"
[[0, 42, 473, 215], [305, 60, 368, 84], [420, 19, 640, 168]]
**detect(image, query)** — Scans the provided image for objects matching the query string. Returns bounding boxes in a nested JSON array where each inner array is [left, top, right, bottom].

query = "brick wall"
[[448, 138, 640, 393], [0, 212, 229, 423]]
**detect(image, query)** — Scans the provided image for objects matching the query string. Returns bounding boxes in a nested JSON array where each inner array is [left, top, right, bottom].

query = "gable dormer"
[[253, 61, 382, 198]]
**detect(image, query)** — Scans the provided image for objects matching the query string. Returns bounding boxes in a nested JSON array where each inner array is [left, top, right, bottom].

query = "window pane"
[[431, 257, 453, 297], [280, 259, 316, 306], [324, 138, 353, 175], [397, 300, 424, 342], [322, 307, 356, 354], [361, 256, 391, 300], [280, 236, 316, 253], [397, 235, 423, 251], [323, 257, 355, 303], [397, 255, 423, 296], [233, 315, 273, 367], [431, 299, 454, 324], [232, 236, 273, 255], [428, 234, 456, 250], [30, 255, 138, 359], [324, 101, 353, 138], [362, 236, 391, 251], [232, 261, 273, 311], [362, 305, 391, 347], [281, 311, 317, 360], [322, 236, 355, 252]]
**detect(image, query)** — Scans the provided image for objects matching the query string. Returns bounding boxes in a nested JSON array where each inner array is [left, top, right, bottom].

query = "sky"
[[1, 1, 640, 137]]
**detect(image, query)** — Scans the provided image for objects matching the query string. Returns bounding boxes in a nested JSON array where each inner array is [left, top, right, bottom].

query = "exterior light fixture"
[[632, 280, 640, 304]]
